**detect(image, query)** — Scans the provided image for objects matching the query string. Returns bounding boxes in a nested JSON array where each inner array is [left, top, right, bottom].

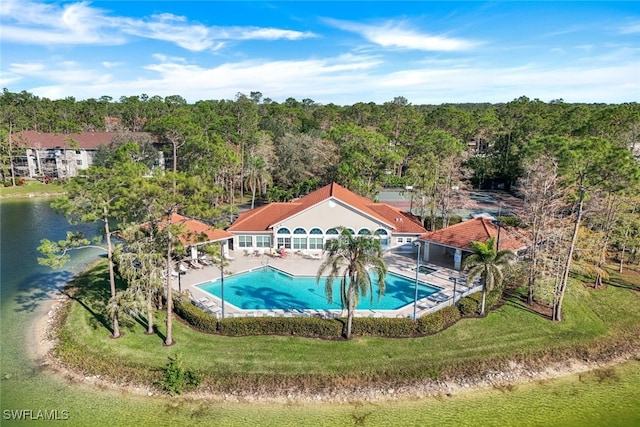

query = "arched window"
[[293, 227, 306, 235], [309, 227, 323, 235], [277, 228, 292, 249], [326, 228, 339, 235], [376, 228, 390, 248], [346, 228, 356, 236], [358, 228, 371, 235]]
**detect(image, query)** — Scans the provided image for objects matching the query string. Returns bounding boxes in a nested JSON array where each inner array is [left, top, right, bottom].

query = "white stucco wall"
[[273, 198, 391, 234]]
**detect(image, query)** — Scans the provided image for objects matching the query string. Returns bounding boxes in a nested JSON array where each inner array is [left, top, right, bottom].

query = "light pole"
[[178, 271, 186, 292], [449, 276, 458, 306], [405, 185, 414, 214], [219, 240, 225, 319], [413, 241, 421, 320], [492, 219, 502, 250]]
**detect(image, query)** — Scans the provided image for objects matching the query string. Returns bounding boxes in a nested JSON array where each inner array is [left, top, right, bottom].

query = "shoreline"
[[0, 192, 65, 200], [30, 290, 640, 404]]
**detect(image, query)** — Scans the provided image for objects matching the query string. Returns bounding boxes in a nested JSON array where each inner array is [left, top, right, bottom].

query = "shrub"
[[160, 352, 202, 395], [218, 317, 343, 338], [486, 287, 504, 309], [498, 216, 521, 227], [458, 296, 480, 316], [351, 317, 416, 337], [173, 298, 218, 333], [448, 215, 463, 226], [440, 305, 462, 325], [417, 305, 461, 334]]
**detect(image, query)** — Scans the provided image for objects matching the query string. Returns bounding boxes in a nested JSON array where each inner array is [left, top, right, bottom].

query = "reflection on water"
[[1, 199, 102, 399]]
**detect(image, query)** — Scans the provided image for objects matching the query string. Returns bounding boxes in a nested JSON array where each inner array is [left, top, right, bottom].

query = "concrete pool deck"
[[175, 250, 482, 319]]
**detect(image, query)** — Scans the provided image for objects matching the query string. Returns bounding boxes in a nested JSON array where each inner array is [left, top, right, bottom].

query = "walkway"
[[175, 250, 481, 319]]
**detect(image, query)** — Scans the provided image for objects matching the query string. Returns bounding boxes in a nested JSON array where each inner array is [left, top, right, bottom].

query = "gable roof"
[[13, 131, 151, 150], [418, 217, 526, 252], [228, 182, 426, 234], [163, 213, 234, 246]]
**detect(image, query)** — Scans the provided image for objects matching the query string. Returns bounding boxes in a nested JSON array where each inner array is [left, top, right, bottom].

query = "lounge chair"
[[203, 300, 217, 309], [189, 260, 203, 269], [199, 258, 213, 266]]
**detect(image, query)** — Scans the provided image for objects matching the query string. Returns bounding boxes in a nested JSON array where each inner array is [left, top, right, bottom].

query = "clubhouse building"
[[227, 182, 427, 254]]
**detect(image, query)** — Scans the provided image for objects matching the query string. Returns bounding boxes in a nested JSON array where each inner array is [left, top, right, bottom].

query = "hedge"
[[351, 317, 417, 337], [174, 297, 464, 338], [174, 297, 219, 333], [417, 305, 461, 335], [218, 317, 343, 337]]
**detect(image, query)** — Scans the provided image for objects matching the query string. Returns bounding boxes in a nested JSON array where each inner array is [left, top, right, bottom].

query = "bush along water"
[[160, 352, 202, 395]]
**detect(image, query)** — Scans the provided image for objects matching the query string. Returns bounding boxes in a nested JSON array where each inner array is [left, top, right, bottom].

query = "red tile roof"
[[163, 213, 234, 246], [13, 130, 151, 150], [228, 182, 426, 234], [418, 217, 526, 252]]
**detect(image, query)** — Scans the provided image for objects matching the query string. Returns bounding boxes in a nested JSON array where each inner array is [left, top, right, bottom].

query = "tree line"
[[3, 87, 634, 337]]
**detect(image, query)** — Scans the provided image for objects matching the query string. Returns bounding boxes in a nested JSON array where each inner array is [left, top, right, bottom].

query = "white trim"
[[268, 196, 395, 230]]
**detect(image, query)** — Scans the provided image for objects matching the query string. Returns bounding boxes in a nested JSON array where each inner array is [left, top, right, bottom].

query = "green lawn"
[[0, 181, 63, 197], [56, 260, 640, 394]]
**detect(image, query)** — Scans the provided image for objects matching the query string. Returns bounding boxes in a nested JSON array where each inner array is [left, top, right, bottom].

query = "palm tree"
[[463, 236, 515, 316], [316, 227, 387, 339]]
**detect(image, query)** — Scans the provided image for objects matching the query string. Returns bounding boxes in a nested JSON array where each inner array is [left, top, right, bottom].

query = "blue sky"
[[1, 1, 638, 105]]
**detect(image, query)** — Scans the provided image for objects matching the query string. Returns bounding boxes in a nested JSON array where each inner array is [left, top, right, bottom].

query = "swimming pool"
[[197, 267, 441, 311]]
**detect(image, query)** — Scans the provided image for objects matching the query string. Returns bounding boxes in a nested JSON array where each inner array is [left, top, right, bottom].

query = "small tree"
[[463, 236, 516, 316], [160, 353, 202, 395]]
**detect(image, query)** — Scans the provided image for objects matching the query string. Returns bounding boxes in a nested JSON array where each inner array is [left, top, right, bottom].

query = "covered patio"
[[417, 217, 527, 271]]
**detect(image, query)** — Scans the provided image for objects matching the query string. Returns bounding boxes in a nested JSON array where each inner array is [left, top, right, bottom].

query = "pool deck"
[[175, 250, 482, 319]]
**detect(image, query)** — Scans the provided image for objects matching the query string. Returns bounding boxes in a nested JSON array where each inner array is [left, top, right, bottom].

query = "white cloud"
[[325, 18, 479, 51], [1, 0, 316, 50], [619, 21, 640, 34], [16, 51, 638, 105], [1, 0, 125, 45], [9, 60, 110, 85], [236, 27, 316, 41]]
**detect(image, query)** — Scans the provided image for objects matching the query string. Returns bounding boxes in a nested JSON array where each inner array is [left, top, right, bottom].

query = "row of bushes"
[[175, 297, 465, 339]]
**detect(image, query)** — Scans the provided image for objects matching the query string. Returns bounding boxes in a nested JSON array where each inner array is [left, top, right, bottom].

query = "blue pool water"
[[198, 267, 441, 311]]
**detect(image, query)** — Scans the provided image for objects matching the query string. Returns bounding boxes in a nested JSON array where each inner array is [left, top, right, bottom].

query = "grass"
[[55, 260, 640, 395], [0, 181, 64, 197], [3, 359, 638, 426]]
